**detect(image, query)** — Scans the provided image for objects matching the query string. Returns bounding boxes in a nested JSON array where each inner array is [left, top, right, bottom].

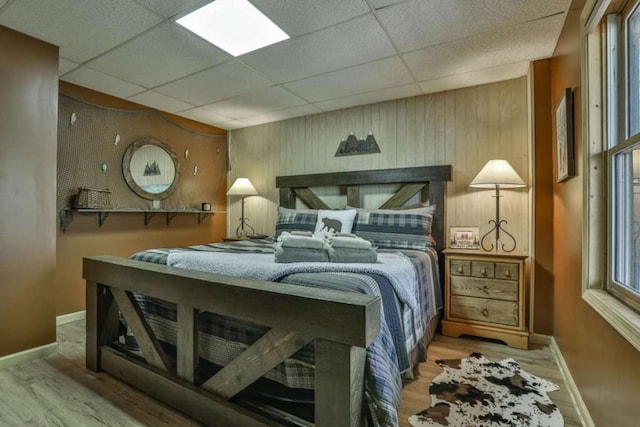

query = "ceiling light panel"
[[176, 0, 289, 56]]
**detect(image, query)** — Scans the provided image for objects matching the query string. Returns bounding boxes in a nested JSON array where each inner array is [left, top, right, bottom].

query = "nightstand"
[[441, 248, 529, 349]]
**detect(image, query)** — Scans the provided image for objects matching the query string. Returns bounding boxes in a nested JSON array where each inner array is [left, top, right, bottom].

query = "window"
[[608, 2, 640, 313], [582, 0, 640, 351]]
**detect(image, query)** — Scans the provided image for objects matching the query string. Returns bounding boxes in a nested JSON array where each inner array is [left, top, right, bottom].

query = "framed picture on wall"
[[449, 226, 480, 249], [556, 88, 574, 182]]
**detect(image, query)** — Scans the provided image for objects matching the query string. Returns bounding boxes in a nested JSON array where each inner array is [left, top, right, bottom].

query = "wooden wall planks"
[[229, 78, 529, 251]]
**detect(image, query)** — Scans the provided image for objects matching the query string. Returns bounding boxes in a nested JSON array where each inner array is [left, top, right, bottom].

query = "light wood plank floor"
[[0, 321, 582, 426]]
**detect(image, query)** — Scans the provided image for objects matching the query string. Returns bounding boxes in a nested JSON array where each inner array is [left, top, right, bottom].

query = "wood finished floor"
[[0, 321, 582, 426]]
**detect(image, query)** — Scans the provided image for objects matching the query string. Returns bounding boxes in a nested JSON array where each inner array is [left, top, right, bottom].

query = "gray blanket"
[[167, 250, 419, 310]]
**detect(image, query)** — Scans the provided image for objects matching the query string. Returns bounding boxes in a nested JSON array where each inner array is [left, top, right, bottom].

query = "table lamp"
[[469, 159, 525, 252], [227, 177, 259, 238]]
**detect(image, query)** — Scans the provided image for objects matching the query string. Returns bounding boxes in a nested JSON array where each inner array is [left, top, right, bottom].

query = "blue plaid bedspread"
[[130, 239, 440, 427]]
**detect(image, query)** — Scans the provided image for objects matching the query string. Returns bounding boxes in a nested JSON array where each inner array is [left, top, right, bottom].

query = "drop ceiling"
[[0, 0, 571, 130]]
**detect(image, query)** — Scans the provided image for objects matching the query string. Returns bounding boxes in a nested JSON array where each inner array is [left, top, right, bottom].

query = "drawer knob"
[[457, 266, 463, 273], [481, 308, 489, 317], [481, 267, 487, 276], [505, 269, 511, 278], [481, 285, 490, 294]]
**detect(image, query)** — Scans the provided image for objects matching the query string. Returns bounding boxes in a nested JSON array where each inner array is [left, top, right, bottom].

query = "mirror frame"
[[122, 137, 179, 200]]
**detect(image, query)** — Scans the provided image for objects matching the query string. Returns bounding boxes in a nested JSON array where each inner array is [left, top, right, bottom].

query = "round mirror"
[[122, 137, 179, 200]]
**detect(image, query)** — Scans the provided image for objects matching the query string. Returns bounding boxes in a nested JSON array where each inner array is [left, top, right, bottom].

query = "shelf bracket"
[[59, 209, 73, 233], [197, 212, 211, 224], [97, 211, 109, 227], [166, 212, 178, 225], [144, 212, 155, 226]]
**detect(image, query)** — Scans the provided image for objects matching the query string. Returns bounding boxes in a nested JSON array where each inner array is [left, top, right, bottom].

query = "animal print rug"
[[409, 352, 563, 427]]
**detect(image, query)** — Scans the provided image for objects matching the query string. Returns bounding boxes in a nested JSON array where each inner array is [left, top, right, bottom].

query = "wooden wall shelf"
[[59, 208, 222, 232]]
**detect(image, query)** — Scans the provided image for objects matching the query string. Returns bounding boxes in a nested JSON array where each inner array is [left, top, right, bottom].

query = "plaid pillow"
[[275, 207, 318, 237], [352, 210, 434, 250]]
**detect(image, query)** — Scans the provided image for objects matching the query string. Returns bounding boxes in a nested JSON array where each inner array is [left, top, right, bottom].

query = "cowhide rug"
[[409, 352, 563, 427]]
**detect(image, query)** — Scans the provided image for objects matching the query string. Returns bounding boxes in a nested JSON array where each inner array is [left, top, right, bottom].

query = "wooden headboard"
[[275, 165, 452, 252]]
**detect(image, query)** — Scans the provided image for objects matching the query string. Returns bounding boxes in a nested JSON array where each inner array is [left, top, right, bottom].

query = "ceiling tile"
[[250, 0, 370, 37], [418, 62, 530, 94], [403, 14, 565, 82], [155, 61, 276, 106], [201, 86, 307, 120], [127, 90, 194, 113], [241, 105, 322, 127], [61, 66, 146, 99], [0, 0, 162, 63], [178, 107, 233, 125], [86, 23, 231, 88], [284, 56, 414, 102], [59, 58, 79, 76], [239, 14, 396, 84], [314, 83, 421, 111], [214, 120, 251, 130], [133, 0, 210, 18], [377, 0, 570, 53], [368, 0, 407, 9]]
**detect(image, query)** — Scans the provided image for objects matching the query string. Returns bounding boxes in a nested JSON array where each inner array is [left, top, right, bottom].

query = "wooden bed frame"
[[83, 165, 452, 427]]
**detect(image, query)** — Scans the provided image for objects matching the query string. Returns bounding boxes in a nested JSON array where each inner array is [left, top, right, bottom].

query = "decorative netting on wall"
[[57, 94, 227, 214]]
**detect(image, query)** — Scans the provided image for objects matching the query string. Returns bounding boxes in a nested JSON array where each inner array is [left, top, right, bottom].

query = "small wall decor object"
[[449, 226, 480, 249], [193, 165, 198, 176], [227, 177, 259, 238], [335, 131, 381, 157], [555, 88, 574, 182], [152, 200, 160, 210], [101, 162, 108, 173], [70, 112, 77, 125], [202, 202, 211, 211], [114, 133, 120, 145], [469, 159, 526, 252], [184, 149, 189, 158]]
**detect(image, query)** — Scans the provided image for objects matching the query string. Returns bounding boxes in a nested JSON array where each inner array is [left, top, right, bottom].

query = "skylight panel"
[[176, 0, 289, 57]]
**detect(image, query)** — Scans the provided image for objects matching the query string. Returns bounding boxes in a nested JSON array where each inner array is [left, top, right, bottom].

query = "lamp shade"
[[226, 177, 259, 196], [469, 159, 526, 189]]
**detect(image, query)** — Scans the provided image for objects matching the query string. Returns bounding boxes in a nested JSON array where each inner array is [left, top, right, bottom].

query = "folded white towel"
[[277, 232, 325, 249], [328, 235, 372, 250]]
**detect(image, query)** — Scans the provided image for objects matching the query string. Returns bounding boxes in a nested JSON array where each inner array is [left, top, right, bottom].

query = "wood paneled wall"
[[229, 78, 530, 251]]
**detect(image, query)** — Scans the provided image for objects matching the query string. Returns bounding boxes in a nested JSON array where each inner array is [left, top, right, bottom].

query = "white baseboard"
[[56, 310, 86, 325], [549, 337, 594, 427], [0, 342, 58, 370]]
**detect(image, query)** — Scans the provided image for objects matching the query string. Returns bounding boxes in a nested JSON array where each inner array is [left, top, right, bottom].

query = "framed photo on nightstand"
[[449, 226, 480, 249]]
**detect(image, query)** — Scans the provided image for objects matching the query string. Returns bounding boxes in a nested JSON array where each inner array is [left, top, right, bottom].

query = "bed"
[[83, 165, 452, 427]]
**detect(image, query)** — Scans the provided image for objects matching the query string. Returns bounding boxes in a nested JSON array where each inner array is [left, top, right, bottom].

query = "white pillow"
[[314, 209, 357, 235]]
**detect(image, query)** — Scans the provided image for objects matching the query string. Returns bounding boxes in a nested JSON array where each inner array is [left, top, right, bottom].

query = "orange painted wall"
[[0, 26, 58, 356], [532, 59, 554, 335], [549, 3, 640, 425], [56, 83, 228, 316]]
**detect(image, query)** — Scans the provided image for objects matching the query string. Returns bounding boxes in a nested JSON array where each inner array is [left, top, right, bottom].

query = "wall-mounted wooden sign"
[[335, 132, 381, 157]]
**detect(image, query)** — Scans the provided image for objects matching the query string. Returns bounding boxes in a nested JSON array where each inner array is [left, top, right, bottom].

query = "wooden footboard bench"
[[84, 255, 380, 427]]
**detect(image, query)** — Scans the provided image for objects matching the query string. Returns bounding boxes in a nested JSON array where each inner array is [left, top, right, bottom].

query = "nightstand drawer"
[[471, 261, 494, 278], [450, 259, 471, 276], [450, 276, 518, 301], [450, 295, 518, 326], [495, 262, 518, 280]]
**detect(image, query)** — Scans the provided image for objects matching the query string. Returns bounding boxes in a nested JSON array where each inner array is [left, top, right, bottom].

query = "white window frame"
[[582, 0, 640, 351]]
